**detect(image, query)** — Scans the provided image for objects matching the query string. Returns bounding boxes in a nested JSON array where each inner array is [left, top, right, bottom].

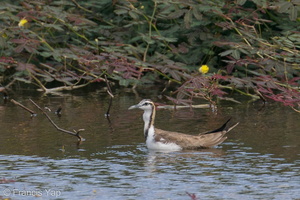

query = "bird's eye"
[[143, 102, 149, 106]]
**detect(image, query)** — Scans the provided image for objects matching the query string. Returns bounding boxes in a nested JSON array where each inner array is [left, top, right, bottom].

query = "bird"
[[128, 99, 239, 151]]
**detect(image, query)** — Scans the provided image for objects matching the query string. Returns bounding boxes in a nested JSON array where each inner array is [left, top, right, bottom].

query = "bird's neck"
[[143, 106, 156, 140]]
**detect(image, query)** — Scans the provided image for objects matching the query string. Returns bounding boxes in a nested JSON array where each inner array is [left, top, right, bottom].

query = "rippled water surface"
[[0, 90, 299, 200]]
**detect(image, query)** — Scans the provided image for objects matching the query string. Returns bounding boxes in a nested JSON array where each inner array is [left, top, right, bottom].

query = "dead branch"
[[1, 79, 16, 92], [157, 104, 210, 109], [29, 99, 84, 141], [104, 75, 113, 117], [11, 99, 37, 116], [36, 82, 91, 94], [290, 106, 300, 114], [1, 79, 17, 99]]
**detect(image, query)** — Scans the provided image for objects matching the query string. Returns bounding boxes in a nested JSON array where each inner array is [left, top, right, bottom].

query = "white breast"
[[146, 126, 182, 151]]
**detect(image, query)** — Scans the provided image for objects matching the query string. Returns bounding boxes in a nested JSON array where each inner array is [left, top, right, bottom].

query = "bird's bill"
[[128, 104, 139, 110]]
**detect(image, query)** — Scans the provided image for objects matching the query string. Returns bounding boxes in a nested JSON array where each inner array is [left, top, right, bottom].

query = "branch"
[[0, 79, 17, 99], [104, 75, 113, 117], [4, 79, 16, 90], [157, 104, 210, 109], [11, 99, 37, 116], [29, 99, 84, 141], [290, 106, 300, 114], [36, 82, 91, 94]]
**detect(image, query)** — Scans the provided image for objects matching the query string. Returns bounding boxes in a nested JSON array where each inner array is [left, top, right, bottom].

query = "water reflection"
[[145, 148, 226, 173]]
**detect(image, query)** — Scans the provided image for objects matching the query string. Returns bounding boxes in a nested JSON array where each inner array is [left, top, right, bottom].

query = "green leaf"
[[141, 35, 155, 44], [239, 48, 250, 55], [119, 79, 130, 87], [42, 23, 64, 31], [232, 49, 240, 59], [192, 6, 202, 20], [278, 2, 292, 13], [14, 77, 31, 83], [114, 9, 128, 15], [237, 0, 247, 6], [128, 35, 143, 43], [219, 50, 233, 57], [128, 11, 139, 20], [184, 10, 192, 29], [289, 5, 298, 21], [166, 9, 185, 19], [153, 35, 178, 43], [39, 52, 53, 58]]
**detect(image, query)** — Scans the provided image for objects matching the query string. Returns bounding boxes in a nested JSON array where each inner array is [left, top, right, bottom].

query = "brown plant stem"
[[36, 82, 91, 94], [157, 104, 210, 109], [104, 75, 114, 117], [290, 106, 300, 114], [11, 99, 37, 116], [29, 99, 84, 141], [71, 0, 92, 13]]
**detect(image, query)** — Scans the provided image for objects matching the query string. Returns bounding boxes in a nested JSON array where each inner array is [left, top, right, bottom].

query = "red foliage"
[[0, 57, 16, 64], [0, 178, 16, 184], [211, 74, 229, 80], [186, 192, 198, 200], [258, 85, 300, 106]]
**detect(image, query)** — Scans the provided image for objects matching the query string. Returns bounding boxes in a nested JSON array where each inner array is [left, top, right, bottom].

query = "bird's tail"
[[200, 118, 239, 135]]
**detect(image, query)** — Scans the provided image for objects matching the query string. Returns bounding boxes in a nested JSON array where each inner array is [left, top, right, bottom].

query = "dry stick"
[[11, 99, 37, 116], [290, 106, 300, 114], [157, 104, 211, 109], [104, 75, 114, 117], [103, 75, 115, 133], [29, 99, 84, 141]]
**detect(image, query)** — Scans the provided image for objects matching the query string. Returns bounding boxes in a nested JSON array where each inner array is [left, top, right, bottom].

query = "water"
[[0, 89, 299, 200]]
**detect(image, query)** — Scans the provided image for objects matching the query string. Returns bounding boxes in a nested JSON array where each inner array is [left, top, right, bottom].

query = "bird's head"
[[128, 99, 155, 111]]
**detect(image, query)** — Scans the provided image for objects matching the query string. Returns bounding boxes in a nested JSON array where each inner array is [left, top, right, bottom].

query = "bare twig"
[[1, 79, 17, 100], [104, 75, 114, 117], [29, 99, 84, 141], [157, 104, 210, 109], [5, 79, 17, 89], [290, 106, 300, 113], [105, 75, 114, 98], [36, 82, 91, 94], [105, 97, 113, 117], [11, 99, 37, 116]]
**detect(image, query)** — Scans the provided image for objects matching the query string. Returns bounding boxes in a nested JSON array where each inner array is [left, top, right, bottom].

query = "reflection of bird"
[[129, 99, 239, 151]]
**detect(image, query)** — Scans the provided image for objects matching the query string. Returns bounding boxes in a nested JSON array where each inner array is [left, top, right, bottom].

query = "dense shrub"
[[0, 0, 299, 108]]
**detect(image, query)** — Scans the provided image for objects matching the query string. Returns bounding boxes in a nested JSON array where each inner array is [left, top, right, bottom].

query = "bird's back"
[[154, 128, 228, 149]]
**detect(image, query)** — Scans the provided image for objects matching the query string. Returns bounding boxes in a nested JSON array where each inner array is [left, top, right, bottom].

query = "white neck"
[[142, 107, 155, 139], [141, 104, 182, 151]]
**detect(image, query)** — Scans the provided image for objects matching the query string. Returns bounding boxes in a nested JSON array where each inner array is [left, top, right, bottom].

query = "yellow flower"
[[199, 65, 209, 74], [2, 33, 8, 38], [18, 18, 28, 27]]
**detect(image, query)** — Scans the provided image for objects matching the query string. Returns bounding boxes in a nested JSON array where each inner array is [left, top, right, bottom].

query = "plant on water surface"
[[0, 0, 299, 109]]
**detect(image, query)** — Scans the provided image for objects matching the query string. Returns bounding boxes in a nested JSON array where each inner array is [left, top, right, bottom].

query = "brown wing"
[[154, 128, 228, 149]]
